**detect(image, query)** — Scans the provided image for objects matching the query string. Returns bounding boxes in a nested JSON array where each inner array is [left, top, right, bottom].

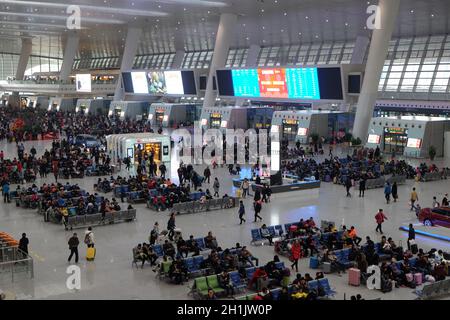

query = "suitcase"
[[86, 247, 96, 261], [348, 268, 361, 286], [236, 189, 242, 198], [309, 257, 319, 269], [322, 262, 331, 273], [411, 243, 418, 254], [414, 273, 422, 285]]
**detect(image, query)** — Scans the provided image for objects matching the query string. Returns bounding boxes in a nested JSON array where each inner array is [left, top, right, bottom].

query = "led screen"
[[164, 71, 184, 95], [147, 71, 167, 94], [232, 69, 260, 97], [122, 72, 134, 93], [286, 68, 320, 99], [131, 72, 149, 94], [76, 74, 91, 93], [297, 128, 308, 136], [258, 68, 288, 98]]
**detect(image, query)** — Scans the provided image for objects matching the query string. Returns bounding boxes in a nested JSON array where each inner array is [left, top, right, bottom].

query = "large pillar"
[[15, 38, 32, 81], [202, 13, 237, 108], [59, 31, 80, 82], [352, 0, 401, 140], [172, 50, 185, 69], [236, 44, 260, 106], [350, 36, 370, 65], [114, 24, 143, 101]]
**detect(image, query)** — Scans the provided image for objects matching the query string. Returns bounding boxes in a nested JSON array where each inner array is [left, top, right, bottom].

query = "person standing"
[[167, 212, 176, 241], [432, 196, 440, 208], [241, 179, 250, 198], [345, 177, 352, 197], [384, 182, 392, 204], [84, 227, 95, 248], [2, 181, 10, 203], [18, 233, 29, 255], [150, 222, 159, 245], [359, 178, 366, 197], [238, 201, 246, 225], [68, 233, 80, 263], [375, 209, 388, 234], [253, 200, 263, 222], [290, 240, 301, 272], [442, 193, 449, 207], [407, 223, 416, 250], [391, 182, 398, 202], [410, 187, 418, 211], [203, 166, 211, 184], [213, 178, 220, 198]]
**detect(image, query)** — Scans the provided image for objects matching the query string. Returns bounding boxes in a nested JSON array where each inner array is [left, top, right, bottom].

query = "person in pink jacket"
[[375, 209, 388, 234]]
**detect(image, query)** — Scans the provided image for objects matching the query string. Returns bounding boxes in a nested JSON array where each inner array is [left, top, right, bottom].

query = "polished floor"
[[1, 138, 449, 300]]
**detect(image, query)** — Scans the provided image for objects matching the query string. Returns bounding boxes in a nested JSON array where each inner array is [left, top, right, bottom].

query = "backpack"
[[84, 232, 91, 244]]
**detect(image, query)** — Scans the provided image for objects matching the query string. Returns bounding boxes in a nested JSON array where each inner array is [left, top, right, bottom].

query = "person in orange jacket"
[[375, 209, 388, 234], [290, 240, 302, 272], [349, 226, 362, 245]]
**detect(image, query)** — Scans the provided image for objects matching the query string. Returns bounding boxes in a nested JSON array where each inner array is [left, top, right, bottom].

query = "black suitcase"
[[411, 243, 418, 254]]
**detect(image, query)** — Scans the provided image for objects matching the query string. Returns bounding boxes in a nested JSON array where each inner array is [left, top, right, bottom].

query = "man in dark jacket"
[[68, 233, 80, 263], [18, 233, 29, 255]]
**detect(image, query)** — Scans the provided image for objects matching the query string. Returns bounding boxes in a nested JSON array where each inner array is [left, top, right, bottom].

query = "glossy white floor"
[[0, 139, 449, 300]]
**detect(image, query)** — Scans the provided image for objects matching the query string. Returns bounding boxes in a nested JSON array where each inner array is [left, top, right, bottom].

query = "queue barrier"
[[148, 197, 237, 214], [386, 175, 407, 185], [421, 172, 441, 182], [66, 209, 136, 229]]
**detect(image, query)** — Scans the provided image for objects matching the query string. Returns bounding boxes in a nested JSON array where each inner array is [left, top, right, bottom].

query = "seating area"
[[66, 209, 136, 229], [421, 171, 442, 182], [415, 278, 450, 299]]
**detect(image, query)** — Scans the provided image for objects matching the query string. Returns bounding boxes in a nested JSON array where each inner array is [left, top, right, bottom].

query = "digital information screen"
[[232, 69, 260, 97], [147, 71, 167, 94], [76, 74, 92, 93], [164, 71, 184, 95], [297, 128, 309, 136], [407, 138, 422, 148], [131, 72, 149, 94], [219, 67, 332, 100]]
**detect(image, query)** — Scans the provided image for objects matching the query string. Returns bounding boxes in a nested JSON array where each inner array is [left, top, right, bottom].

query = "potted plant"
[[351, 137, 362, 147], [429, 145, 437, 161]]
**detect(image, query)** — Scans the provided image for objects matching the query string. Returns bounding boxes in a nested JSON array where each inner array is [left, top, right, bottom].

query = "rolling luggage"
[[309, 257, 319, 269], [236, 189, 242, 198], [348, 268, 360, 286], [86, 247, 96, 261], [322, 262, 331, 273], [414, 273, 423, 285]]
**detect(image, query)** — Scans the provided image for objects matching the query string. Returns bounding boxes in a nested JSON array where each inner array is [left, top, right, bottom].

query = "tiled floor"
[[0, 138, 449, 300]]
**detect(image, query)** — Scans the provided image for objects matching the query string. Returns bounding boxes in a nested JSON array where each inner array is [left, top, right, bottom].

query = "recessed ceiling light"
[[305, 16, 309, 19], [284, 12, 287, 16], [326, 19, 329, 22], [410, 10, 414, 13], [261, 9, 264, 12]]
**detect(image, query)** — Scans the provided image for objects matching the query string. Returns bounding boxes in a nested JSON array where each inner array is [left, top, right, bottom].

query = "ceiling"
[[0, 0, 448, 58]]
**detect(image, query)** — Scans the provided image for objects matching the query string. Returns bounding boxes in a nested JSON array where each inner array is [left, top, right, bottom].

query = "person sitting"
[[247, 267, 268, 290], [133, 244, 147, 268], [240, 246, 259, 267], [218, 270, 234, 297], [176, 237, 189, 258], [264, 255, 282, 284], [162, 240, 176, 260], [433, 261, 447, 281], [323, 249, 346, 275], [260, 224, 273, 245]]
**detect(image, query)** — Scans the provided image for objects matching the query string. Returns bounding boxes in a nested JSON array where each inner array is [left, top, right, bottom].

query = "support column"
[[15, 38, 32, 81], [350, 36, 370, 65], [59, 31, 80, 82], [236, 44, 260, 106], [172, 50, 185, 69], [114, 24, 143, 101], [202, 13, 237, 108], [352, 0, 401, 140]]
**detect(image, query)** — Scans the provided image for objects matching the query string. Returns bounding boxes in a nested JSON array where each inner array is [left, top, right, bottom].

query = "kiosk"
[[75, 99, 111, 115], [270, 110, 354, 143], [48, 97, 78, 112], [366, 116, 450, 158], [109, 101, 149, 120], [106, 133, 171, 168], [200, 106, 274, 132], [148, 103, 201, 128]]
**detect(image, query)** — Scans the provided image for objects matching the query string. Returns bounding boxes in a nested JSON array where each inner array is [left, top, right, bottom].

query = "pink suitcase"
[[414, 273, 423, 285], [348, 268, 360, 286]]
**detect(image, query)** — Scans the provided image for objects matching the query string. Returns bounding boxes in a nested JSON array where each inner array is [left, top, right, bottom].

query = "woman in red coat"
[[290, 240, 302, 272]]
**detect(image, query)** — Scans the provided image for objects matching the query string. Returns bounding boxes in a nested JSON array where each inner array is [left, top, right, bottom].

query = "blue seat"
[[152, 244, 164, 257], [193, 256, 204, 270], [318, 278, 335, 296], [268, 226, 276, 237], [271, 288, 281, 300], [184, 258, 196, 273], [229, 271, 246, 291], [274, 225, 283, 236], [275, 262, 285, 270], [245, 267, 256, 280], [308, 280, 319, 291], [284, 223, 293, 233], [195, 238, 205, 249], [251, 229, 262, 243]]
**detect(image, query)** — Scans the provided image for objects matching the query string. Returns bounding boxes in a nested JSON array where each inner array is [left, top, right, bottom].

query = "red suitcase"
[[348, 268, 360, 286]]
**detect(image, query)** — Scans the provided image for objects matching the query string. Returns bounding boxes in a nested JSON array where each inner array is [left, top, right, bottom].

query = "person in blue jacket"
[[384, 182, 392, 204], [2, 182, 10, 203]]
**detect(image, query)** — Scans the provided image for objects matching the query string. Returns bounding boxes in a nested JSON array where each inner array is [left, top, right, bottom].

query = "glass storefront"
[[282, 119, 299, 142], [383, 127, 408, 154]]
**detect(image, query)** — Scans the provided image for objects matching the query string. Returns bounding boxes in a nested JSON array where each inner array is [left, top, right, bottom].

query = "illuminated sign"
[[368, 134, 381, 144], [407, 138, 422, 148], [211, 113, 222, 118], [297, 128, 308, 136], [270, 141, 280, 172], [283, 119, 298, 125]]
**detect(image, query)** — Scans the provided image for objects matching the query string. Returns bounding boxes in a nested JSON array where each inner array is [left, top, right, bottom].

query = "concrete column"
[[202, 13, 237, 108], [350, 36, 370, 65], [59, 31, 80, 82], [114, 25, 143, 101], [352, 0, 401, 140], [172, 50, 185, 69], [236, 44, 260, 106], [15, 38, 32, 80]]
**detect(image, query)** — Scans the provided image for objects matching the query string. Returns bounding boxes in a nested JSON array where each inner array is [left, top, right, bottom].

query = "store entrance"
[[155, 110, 164, 126], [133, 142, 162, 164], [282, 120, 298, 142], [210, 114, 222, 129], [383, 127, 408, 154], [79, 104, 88, 114]]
